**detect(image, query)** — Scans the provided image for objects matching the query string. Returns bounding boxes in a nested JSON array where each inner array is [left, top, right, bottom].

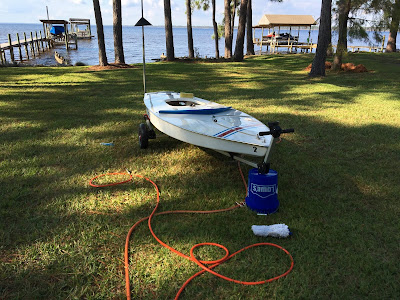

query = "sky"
[[0, 0, 322, 26]]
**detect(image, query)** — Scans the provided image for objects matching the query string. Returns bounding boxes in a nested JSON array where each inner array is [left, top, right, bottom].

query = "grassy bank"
[[1, 53, 399, 299]]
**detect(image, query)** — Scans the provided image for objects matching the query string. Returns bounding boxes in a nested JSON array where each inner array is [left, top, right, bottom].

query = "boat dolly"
[[139, 116, 293, 174]]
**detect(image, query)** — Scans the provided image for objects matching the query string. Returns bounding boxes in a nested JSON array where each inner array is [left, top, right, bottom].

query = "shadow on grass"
[[1, 117, 399, 298], [1, 55, 399, 299]]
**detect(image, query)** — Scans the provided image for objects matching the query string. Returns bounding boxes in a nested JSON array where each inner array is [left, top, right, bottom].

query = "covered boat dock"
[[40, 19, 78, 50], [69, 18, 93, 39], [253, 14, 317, 54]]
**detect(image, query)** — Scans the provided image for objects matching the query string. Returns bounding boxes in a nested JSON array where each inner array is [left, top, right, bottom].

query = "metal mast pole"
[[141, 0, 146, 93], [135, 0, 151, 94]]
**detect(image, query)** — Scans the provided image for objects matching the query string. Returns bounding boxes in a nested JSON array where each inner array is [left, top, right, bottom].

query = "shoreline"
[[0, 22, 322, 30], [0, 24, 392, 67], [0, 22, 214, 28], [1, 22, 392, 31]]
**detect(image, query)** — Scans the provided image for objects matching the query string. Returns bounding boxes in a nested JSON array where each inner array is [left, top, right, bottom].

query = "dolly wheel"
[[139, 123, 149, 149]]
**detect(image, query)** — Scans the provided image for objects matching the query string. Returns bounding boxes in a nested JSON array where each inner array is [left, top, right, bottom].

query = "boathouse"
[[253, 14, 317, 54], [40, 19, 78, 50], [69, 18, 93, 39]]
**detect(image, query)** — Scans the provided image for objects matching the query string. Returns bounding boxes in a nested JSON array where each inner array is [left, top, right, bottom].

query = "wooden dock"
[[69, 18, 93, 39], [0, 31, 52, 64], [332, 38, 385, 53], [253, 35, 386, 55], [40, 19, 78, 51], [1, 19, 79, 65], [254, 38, 318, 54]]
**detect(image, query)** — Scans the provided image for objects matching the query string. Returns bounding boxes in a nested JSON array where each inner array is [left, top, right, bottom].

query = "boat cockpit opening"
[[166, 100, 199, 107]]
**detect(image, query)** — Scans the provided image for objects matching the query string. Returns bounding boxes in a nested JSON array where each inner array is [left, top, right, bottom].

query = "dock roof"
[[254, 14, 316, 28], [40, 19, 69, 25], [69, 18, 90, 23]]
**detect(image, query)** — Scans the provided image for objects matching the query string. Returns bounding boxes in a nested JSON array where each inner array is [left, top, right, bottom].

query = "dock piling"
[[16, 33, 23, 61], [0, 48, 4, 64], [30, 32, 35, 57], [23, 32, 29, 59], [8, 34, 15, 63], [74, 34, 78, 50], [35, 31, 40, 52], [64, 24, 69, 50], [40, 31, 45, 50]]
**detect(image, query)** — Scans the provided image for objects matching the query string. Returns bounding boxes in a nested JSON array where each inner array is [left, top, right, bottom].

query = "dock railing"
[[253, 37, 317, 54]]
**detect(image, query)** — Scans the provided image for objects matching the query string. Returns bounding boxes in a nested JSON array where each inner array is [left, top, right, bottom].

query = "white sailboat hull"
[[144, 92, 273, 157]]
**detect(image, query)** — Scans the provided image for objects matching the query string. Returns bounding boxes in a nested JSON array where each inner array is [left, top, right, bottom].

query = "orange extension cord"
[[89, 164, 294, 300]]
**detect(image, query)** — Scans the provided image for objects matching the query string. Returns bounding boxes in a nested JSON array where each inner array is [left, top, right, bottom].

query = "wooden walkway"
[[253, 36, 386, 55], [334, 44, 385, 53], [254, 39, 318, 54], [0, 31, 51, 64]]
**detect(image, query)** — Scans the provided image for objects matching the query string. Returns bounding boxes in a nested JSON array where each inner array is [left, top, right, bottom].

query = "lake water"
[[0, 23, 393, 66]]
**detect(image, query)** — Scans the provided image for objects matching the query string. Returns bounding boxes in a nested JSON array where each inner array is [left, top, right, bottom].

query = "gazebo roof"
[[253, 14, 316, 28]]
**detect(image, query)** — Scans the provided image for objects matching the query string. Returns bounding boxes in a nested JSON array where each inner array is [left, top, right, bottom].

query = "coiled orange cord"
[[89, 163, 293, 300], [89, 172, 133, 187]]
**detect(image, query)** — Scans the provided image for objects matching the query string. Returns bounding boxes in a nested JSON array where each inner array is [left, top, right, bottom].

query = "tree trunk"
[[212, 0, 220, 58], [186, 0, 194, 58], [224, 0, 232, 58], [333, 0, 351, 71], [164, 0, 175, 61], [386, 0, 400, 52], [310, 0, 332, 77], [231, 0, 238, 38], [233, 0, 248, 62], [93, 0, 108, 66], [113, 0, 125, 64], [246, 0, 255, 55]]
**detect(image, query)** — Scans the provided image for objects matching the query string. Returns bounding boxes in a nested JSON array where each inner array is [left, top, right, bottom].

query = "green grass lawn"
[[1, 53, 399, 299]]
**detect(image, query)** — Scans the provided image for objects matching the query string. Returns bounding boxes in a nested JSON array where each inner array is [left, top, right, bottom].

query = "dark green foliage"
[[348, 18, 370, 42]]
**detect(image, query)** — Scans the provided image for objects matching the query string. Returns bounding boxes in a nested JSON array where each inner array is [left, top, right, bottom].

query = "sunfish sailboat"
[[139, 91, 293, 173], [134, 6, 293, 174]]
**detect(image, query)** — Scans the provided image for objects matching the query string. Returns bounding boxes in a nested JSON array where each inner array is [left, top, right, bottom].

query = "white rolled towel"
[[251, 224, 291, 238]]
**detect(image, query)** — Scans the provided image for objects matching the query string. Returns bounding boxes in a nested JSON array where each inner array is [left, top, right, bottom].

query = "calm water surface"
[[0, 23, 392, 66]]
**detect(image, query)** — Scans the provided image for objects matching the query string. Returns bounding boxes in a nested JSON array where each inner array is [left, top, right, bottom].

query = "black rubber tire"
[[139, 123, 149, 149]]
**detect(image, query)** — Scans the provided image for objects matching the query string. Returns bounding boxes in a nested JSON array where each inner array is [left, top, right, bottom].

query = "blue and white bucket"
[[245, 168, 279, 214]]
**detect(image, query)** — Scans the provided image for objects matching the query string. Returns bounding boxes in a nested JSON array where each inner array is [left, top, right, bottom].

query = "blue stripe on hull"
[[159, 107, 231, 115]]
